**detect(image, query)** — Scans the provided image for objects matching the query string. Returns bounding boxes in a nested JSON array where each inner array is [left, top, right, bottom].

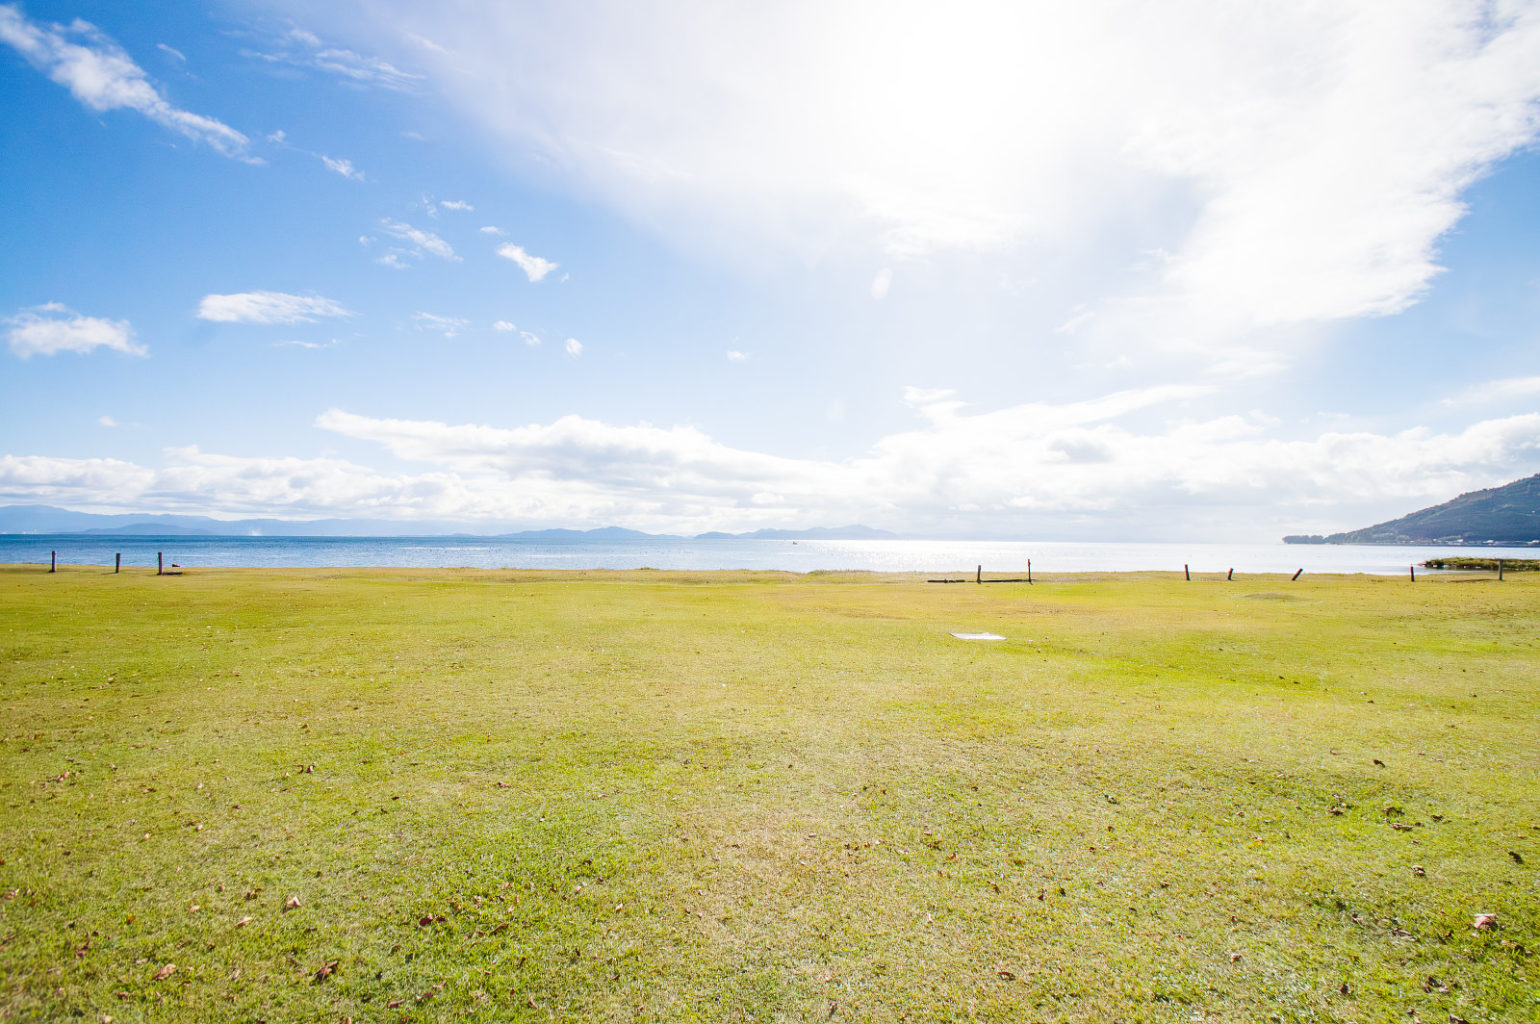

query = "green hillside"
[[1287, 473, 1540, 545]]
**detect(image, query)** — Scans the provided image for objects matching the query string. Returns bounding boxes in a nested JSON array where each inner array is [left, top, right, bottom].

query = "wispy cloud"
[[492, 320, 516, 332], [197, 291, 352, 324], [496, 242, 557, 282], [0, 5, 253, 160], [348, 2, 1540, 367], [1442, 375, 1540, 408], [275, 338, 342, 350], [320, 154, 364, 180], [479, 225, 504, 236], [726, 350, 749, 362], [98, 415, 118, 427], [564, 337, 583, 357], [6, 303, 145, 358], [381, 219, 458, 262], [870, 268, 892, 300], [246, 26, 422, 92], [413, 312, 468, 338], [521, 331, 542, 347], [155, 42, 184, 63], [440, 199, 473, 211]]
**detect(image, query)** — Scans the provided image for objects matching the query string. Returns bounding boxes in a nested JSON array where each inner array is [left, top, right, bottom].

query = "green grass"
[[1422, 557, 1540, 572], [1, 564, 1537, 1022]]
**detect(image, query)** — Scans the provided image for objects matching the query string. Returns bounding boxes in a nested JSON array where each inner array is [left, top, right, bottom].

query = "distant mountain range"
[[0, 505, 897, 542], [1285, 474, 1540, 545]]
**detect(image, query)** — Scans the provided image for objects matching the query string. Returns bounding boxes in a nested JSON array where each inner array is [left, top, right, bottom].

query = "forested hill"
[[1286, 474, 1540, 545]]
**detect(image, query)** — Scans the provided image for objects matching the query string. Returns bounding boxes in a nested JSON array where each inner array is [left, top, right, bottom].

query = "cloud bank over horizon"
[[4, 386, 1538, 539]]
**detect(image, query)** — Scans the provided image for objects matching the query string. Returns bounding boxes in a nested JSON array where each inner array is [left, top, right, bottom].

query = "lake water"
[[3, 534, 1534, 575]]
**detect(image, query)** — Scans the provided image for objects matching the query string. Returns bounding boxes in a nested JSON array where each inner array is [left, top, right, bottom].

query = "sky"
[[2, 0, 1540, 540]]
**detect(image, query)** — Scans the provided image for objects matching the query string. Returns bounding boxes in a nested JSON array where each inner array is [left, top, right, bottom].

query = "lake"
[[4, 534, 1534, 575]]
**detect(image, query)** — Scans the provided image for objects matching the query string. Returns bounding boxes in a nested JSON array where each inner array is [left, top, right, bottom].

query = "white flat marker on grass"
[[950, 632, 1005, 640]]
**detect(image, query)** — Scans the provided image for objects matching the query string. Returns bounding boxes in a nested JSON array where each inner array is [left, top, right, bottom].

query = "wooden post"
[[976, 564, 982, 584], [1026, 559, 1032, 585], [1409, 564, 1415, 582], [1227, 568, 1233, 581], [1498, 558, 1504, 581], [50, 550, 56, 573], [115, 552, 121, 574], [1291, 568, 1303, 581], [157, 551, 163, 576], [1184, 564, 1190, 581]]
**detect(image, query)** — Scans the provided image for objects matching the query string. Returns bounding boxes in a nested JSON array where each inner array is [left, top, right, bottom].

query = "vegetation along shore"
[[2, 564, 1536, 1021]]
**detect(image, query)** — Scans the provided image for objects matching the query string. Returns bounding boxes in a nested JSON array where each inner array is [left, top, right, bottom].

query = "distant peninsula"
[[1285, 473, 1540, 546]]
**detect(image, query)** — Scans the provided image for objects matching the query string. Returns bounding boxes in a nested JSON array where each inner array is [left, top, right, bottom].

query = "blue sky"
[[3, 0, 1540, 539]]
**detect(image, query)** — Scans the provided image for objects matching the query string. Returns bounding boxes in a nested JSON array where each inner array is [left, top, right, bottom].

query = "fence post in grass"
[[976, 564, 982, 584], [1184, 563, 1190, 581], [1292, 568, 1303, 581], [1498, 558, 1504, 581], [115, 552, 121, 574], [50, 550, 56, 573], [1027, 559, 1032, 585], [1227, 567, 1234, 581], [1410, 564, 1415, 582], [157, 551, 163, 576]]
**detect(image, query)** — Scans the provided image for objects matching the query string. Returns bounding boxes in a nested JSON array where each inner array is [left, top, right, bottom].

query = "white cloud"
[[6, 303, 145, 357], [327, 2, 1540, 365], [246, 27, 422, 92], [1442, 375, 1540, 408], [276, 338, 341, 350], [440, 199, 473, 211], [0, 6, 253, 160], [521, 331, 542, 347], [196, 291, 352, 324], [413, 312, 468, 337], [4, 386, 1536, 534], [375, 252, 408, 270], [380, 218, 458, 262], [496, 243, 558, 282], [97, 415, 118, 427], [479, 225, 504, 235], [320, 154, 364, 180], [156, 43, 184, 62], [564, 337, 583, 357], [726, 350, 748, 362], [492, 320, 516, 332], [870, 268, 892, 300]]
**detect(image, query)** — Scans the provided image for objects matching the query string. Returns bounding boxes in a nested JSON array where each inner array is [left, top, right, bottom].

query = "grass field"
[[1, 564, 1536, 1023]]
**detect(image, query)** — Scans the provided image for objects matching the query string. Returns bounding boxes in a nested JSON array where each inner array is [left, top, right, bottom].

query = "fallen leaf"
[[1472, 913, 1498, 931], [152, 963, 176, 981], [1373, 759, 1385, 766], [235, 916, 252, 928], [1229, 952, 1243, 963], [313, 960, 339, 982], [284, 896, 301, 910], [1411, 865, 1427, 877], [996, 969, 1015, 980], [386, 999, 404, 1009], [1510, 851, 1524, 864]]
